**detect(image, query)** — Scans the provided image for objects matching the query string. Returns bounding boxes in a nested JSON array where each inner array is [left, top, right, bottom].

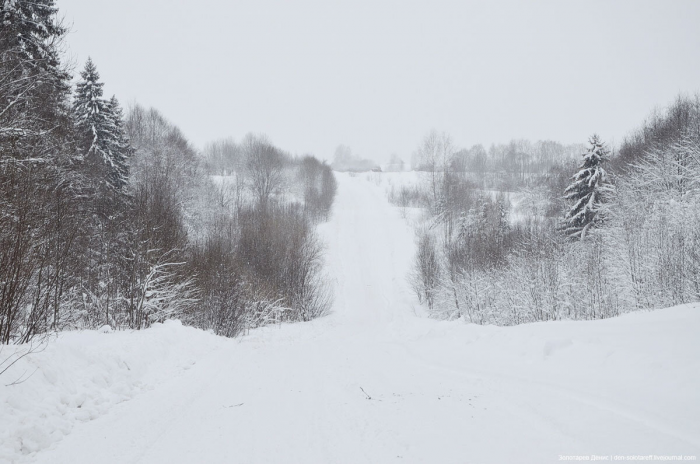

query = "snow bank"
[[0, 321, 227, 462], [395, 303, 700, 456], [16, 305, 699, 464]]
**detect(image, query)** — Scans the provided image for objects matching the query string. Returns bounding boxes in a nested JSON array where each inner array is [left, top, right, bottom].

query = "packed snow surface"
[[2, 172, 699, 463]]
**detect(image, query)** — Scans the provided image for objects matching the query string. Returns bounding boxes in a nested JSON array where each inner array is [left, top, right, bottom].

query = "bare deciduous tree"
[[242, 133, 285, 209]]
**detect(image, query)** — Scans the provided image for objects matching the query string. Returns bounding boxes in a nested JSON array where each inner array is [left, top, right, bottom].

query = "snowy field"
[[1, 172, 699, 463]]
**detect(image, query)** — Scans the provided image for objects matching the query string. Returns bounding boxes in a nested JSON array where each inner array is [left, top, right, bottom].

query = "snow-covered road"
[[18, 173, 700, 463]]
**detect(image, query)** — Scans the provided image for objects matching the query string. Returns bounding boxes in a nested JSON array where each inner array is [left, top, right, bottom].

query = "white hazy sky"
[[56, 0, 700, 163]]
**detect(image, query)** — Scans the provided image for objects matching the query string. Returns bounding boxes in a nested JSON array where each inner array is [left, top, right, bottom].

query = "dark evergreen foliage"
[[72, 58, 130, 190], [0, 0, 72, 161], [563, 135, 612, 239], [1, 0, 79, 343]]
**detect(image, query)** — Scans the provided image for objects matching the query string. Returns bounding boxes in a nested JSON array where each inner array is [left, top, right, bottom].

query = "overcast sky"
[[56, 0, 700, 163]]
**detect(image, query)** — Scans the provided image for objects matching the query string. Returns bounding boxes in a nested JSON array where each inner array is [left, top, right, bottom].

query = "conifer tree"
[[564, 135, 612, 239], [73, 58, 127, 190], [1, 0, 72, 160], [1, 0, 65, 64], [73, 58, 112, 161], [1, 0, 80, 342], [107, 96, 132, 190]]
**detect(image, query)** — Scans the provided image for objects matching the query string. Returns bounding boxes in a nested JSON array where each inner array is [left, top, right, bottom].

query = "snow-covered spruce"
[[563, 135, 613, 240], [72, 58, 130, 191]]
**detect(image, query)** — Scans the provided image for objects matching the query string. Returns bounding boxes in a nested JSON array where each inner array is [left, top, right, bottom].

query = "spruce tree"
[[72, 63, 134, 325], [1, 0, 66, 65], [106, 96, 132, 190], [1, 0, 84, 341], [564, 134, 612, 239], [73, 58, 125, 190], [1, 0, 72, 160]]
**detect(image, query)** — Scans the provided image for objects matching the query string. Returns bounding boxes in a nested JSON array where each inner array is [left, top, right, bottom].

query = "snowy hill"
[[1, 173, 699, 464]]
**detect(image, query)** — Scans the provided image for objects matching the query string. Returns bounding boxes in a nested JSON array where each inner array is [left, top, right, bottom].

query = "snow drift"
[[0, 321, 227, 461]]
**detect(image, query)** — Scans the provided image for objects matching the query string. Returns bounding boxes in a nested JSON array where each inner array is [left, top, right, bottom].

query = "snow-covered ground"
[[0, 322, 226, 462], [1, 172, 699, 463]]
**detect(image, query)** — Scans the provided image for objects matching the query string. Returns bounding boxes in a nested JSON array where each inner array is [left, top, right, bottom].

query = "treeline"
[[329, 144, 379, 172], [411, 129, 584, 191], [201, 136, 336, 222], [0, 1, 336, 344], [405, 96, 700, 325]]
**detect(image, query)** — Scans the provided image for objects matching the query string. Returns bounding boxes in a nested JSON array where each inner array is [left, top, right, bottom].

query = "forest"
[[404, 97, 700, 324], [2, 0, 699, 342], [0, 1, 336, 346]]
